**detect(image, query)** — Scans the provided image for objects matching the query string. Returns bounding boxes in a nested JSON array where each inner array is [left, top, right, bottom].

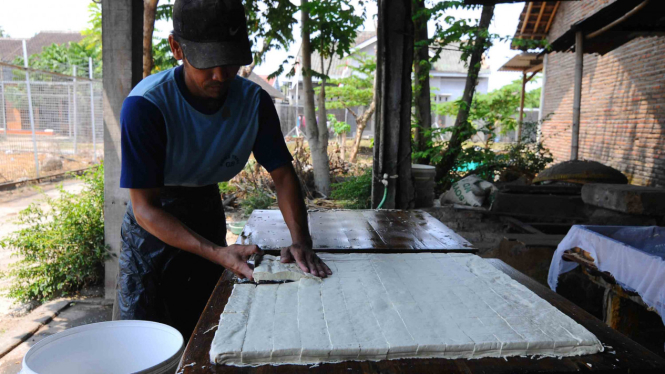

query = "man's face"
[[169, 35, 240, 100]]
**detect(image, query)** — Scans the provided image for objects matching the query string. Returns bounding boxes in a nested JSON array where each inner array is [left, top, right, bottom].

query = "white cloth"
[[211, 253, 603, 366], [548, 225, 665, 324]]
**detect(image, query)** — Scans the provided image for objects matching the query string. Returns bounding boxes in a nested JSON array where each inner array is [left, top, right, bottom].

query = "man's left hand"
[[281, 243, 332, 278]]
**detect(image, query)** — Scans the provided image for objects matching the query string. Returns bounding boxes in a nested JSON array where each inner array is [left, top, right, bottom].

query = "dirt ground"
[[0, 152, 94, 184]]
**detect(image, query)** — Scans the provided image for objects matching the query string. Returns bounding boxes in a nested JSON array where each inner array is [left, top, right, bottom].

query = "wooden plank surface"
[[177, 260, 665, 374], [236, 210, 475, 252]]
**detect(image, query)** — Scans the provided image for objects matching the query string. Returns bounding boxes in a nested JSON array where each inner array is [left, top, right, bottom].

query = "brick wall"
[[541, 1, 665, 187]]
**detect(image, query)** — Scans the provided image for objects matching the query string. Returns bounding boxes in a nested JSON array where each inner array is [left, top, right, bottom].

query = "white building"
[[280, 31, 490, 137]]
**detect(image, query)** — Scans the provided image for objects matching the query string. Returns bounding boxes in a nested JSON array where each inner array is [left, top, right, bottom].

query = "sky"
[[0, 0, 538, 92]]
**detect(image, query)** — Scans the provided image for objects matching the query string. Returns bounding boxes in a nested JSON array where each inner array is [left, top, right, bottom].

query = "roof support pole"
[[571, 30, 583, 160], [372, 0, 415, 209], [517, 71, 527, 143]]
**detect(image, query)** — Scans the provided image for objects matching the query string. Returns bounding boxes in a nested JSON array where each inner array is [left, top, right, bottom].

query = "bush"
[[330, 170, 372, 209], [0, 164, 108, 302], [240, 189, 274, 216], [218, 181, 236, 195]]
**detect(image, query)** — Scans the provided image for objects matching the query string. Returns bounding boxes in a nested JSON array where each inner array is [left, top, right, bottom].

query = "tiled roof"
[[0, 31, 83, 63], [430, 44, 490, 74], [310, 31, 377, 79]]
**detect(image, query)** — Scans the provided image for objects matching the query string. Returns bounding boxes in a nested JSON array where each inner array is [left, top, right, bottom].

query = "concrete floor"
[[0, 301, 112, 374]]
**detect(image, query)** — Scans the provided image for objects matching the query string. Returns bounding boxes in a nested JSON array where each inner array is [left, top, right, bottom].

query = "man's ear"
[[169, 35, 184, 61]]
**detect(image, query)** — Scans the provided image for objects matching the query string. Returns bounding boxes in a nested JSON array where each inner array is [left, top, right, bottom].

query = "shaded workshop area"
[[0, 0, 652, 372]]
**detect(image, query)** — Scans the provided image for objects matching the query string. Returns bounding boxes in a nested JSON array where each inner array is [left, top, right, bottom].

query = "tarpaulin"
[[549, 225, 665, 324]]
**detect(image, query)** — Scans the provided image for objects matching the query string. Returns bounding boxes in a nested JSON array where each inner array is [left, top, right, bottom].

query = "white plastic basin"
[[21, 321, 184, 374]]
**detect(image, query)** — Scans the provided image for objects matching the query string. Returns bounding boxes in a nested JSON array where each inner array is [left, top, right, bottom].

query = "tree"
[[240, 0, 298, 78], [300, 0, 365, 196], [323, 53, 376, 163], [434, 76, 541, 147], [144, 0, 161, 78], [412, 0, 431, 164], [0, 26, 9, 38], [300, 0, 331, 196], [430, 3, 496, 182]]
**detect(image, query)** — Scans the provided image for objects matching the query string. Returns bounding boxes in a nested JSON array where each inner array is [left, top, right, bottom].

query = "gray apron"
[[116, 184, 226, 340]]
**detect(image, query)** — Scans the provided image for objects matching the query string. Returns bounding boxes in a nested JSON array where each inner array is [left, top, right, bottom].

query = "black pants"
[[117, 184, 226, 340]]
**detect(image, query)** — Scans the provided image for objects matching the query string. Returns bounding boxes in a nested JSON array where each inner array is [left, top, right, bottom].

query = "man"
[[118, 0, 331, 339]]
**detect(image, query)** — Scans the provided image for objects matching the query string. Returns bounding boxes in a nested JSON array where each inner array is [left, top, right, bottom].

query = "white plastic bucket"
[[21, 321, 184, 374]]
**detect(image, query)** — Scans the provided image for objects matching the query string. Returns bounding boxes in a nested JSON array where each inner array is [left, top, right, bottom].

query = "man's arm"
[[129, 188, 261, 279], [270, 164, 332, 278]]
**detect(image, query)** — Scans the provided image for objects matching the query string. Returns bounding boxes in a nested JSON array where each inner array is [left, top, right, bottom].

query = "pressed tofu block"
[[210, 253, 603, 366]]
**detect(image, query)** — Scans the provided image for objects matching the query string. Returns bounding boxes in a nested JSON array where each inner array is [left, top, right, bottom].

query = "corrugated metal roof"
[[248, 72, 286, 100], [498, 52, 543, 72]]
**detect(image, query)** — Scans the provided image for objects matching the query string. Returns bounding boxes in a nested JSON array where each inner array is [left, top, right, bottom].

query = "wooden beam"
[[517, 71, 527, 142], [545, 1, 561, 34], [532, 2, 547, 39], [571, 30, 583, 160], [521, 2, 534, 35], [500, 216, 544, 235]]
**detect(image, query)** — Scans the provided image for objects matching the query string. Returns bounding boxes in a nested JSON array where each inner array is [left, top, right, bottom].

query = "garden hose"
[[376, 174, 389, 209]]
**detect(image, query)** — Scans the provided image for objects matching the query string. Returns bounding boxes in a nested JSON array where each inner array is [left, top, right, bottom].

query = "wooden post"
[[372, 0, 415, 209], [517, 71, 527, 143], [571, 30, 583, 160]]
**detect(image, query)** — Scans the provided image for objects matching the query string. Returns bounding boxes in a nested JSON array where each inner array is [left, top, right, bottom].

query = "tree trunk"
[[239, 37, 272, 78], [340, 132, 346, 160], [412, 0, 431, 164], [372, 0, 415, 209], [435, 4, 495, 182], [143, 0, 159, 78], [301, 0, 331, 196], [349, 99, 376, 163]]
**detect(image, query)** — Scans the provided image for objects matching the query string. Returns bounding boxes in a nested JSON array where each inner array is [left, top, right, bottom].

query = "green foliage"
[[324, 53, 376, 110], [434, 77, 541, 135], [240, 190, 274, 216], [301, 0, 365, 79], [218, 181, 237, 195], [0, 165, 108, 302], [245, 0, 298, 77], [330, 170, 372, 209], [328, 114, 350, 135], [416, 119, 554, 189], [0, 26, 9, 38], [12, 2, 101, 77]]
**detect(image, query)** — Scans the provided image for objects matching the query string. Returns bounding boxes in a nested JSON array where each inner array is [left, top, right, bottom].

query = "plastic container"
[[21, 321, 184, 374], [228, 220, 247, 235], [412, 164, 437, 208]]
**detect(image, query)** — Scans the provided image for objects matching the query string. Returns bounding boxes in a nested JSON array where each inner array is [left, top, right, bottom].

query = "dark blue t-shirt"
[[120, 65, 292, 188]]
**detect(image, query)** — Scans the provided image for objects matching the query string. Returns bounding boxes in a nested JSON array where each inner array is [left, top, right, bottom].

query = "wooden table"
[[177, 260, 665, 373], [235, 210, 475, 252]]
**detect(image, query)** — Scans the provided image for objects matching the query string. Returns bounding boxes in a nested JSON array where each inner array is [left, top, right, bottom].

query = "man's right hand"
[[213, 244, 263, 280]]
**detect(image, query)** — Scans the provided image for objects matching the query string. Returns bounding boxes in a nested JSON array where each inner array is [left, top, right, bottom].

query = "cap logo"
[[229, 26, 239, 36]]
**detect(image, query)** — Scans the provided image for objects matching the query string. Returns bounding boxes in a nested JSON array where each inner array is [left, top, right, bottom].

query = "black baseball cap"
[[173, 0, 253, 69]]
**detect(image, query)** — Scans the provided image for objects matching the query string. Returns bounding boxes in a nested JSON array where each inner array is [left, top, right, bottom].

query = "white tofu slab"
[[297, 278, 332, 362], [210, 253, 603, 366], [241, 284, 278, 364], [272, 283, 302, 362]]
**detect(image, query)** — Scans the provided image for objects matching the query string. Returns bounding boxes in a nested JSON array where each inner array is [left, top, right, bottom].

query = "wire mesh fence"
[[0, 61, 102, 184]]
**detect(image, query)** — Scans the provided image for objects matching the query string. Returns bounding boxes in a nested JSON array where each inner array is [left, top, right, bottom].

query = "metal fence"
[[0, 60, 102, 184], [274, 103, 374, 139]]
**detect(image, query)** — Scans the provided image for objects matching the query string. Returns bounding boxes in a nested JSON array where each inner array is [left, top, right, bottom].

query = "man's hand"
[[281, 243, 332, 278], [212, 244, 263, 280]]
